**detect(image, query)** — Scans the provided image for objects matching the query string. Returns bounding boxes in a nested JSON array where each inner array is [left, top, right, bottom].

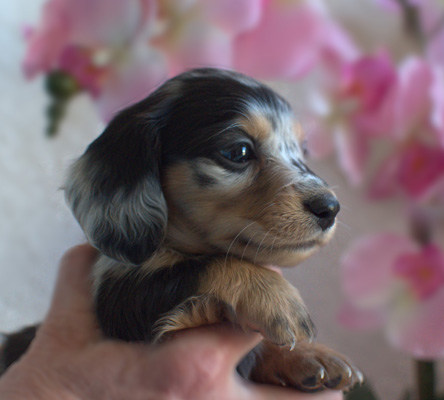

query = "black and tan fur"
[[1, 68, 362, 392]]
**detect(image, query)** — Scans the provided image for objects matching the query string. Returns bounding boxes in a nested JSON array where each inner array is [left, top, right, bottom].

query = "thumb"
[[203, 324, 263, 370], [41, 244, 100, 345], [174, 323, 263, 371]]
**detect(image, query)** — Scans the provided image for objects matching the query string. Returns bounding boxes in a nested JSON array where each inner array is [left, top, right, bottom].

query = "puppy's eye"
[[220, 144, 255, 163]]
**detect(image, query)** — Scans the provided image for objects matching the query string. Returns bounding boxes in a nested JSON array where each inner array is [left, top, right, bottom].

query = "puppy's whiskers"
[[336, 220, 351, 230], [240, 231, 259, 263], [257, 202, 276, 218], [268, 232, 279, 258], [253, 228, 272, 265], [224, 221, 257, 268]]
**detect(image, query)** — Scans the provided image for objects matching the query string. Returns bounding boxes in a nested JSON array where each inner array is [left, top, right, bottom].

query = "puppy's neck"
[[142, 246, 284, 277], [163, 220, 222, 256], [142, 247, 187, 271]]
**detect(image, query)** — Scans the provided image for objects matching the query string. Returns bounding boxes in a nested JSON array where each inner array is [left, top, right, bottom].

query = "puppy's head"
[[65, 68, 339, 267]]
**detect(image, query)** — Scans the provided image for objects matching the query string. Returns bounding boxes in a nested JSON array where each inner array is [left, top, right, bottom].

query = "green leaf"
[[45, 71, 80, 99], [345, 383, 379, 400]]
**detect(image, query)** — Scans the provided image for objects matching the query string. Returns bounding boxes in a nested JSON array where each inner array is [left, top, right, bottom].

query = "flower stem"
[[44, 71, 80, 137], [416, 360, 436, 400], [409, 207, 431, 246], [396, 0, 425, 51], [409, 208, 436, 400]]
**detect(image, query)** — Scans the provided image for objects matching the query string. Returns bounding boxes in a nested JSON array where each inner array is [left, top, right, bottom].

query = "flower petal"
[[388, 287, 444, 359], [341, 52, 396, 113], [166, 23, 233, 76], [368, 152, 401, 200], [342, 233, 418, 307], [337, 301, 386, 330], [319, 20, 359, 74], [393, 57, 433, 139], [96, 46, 167, 121], [67, 0, 155, 46], [393, 244, 444, 301], [58, 46, 105, 96], [334, 124, 368, 185], [340, 51, 398, 138], [202, 0, 263, 35], [233, 2, 326, 78], [22, 0, 70, 78], [397, 141, 444, 200]]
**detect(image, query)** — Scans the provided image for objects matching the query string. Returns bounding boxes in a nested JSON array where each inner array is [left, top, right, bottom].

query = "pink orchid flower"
[[233, 0, 357, 79], [23, 0, 166, 120], [367, 58, 444, 202], [153, 0, 263, 76], [24, 0, 264, 120], [23, 0, 157, 79], [390, 57, 436, 140], [161, 0, 356, 78], [339, 51, 398, 138], [307, 51, 397, 184], [24, 0, 357, 121], [369, 141, 444, 201], [340, 233, 444, 359], [57, 43, 168, 122], [309, 53, 444, 194]]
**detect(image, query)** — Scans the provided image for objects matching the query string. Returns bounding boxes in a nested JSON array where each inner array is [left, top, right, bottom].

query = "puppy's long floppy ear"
[[65, 97, 168, 265]]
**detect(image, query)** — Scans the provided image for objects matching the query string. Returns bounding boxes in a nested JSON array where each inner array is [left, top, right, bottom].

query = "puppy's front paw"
[[238, 293, 315, 349], [233, 266, 315, 348], [158, 260, 316, 348], [251, 341, 363, 392]]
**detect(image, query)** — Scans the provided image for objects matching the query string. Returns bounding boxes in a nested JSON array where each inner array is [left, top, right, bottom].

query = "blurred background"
[[2, 0, 444, 398]]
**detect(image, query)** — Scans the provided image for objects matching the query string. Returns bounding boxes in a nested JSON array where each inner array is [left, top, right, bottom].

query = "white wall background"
[[1, 1, 442, 398]]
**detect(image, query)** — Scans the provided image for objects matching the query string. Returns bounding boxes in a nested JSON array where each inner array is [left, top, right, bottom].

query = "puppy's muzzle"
[[304, 193, 340, 231]]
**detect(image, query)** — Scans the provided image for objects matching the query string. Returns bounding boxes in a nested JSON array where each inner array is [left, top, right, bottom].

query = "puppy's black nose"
[[304, 194, 340, 230]]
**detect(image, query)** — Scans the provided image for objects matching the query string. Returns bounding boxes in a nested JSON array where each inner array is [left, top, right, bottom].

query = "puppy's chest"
[[94, 255, 220, 342]]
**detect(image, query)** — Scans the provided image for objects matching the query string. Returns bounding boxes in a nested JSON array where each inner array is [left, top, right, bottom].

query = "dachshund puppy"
[[1, 68, 362, 392]]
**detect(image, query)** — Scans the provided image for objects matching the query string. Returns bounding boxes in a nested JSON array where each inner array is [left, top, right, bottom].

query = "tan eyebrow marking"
[[238, 113, 273, 142]]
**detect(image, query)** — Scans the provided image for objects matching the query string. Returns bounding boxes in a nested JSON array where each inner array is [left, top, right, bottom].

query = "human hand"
[[0, 244, 343, 400]]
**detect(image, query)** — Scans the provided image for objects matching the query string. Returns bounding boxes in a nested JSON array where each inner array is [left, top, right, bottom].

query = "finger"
[[173, 323, 263, 370], [43, 244, 100, 343], [250, 385, 343, 400]]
